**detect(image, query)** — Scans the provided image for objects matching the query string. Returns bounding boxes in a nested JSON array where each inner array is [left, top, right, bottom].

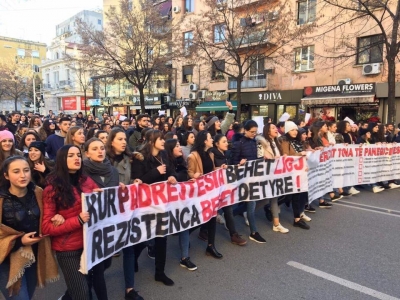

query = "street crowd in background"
[[1, 101, 400, 300]]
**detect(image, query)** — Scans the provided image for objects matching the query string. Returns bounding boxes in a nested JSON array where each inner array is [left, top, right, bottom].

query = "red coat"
[[42, 176, 98, 252]]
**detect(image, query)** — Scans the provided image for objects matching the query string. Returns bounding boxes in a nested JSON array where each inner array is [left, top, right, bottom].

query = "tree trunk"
[[139, 87, 146, 113], [236, 75, 243, 121], [14, 98, 17, 112], [386, 56, 396, 124], [84, 89, 87, 115]]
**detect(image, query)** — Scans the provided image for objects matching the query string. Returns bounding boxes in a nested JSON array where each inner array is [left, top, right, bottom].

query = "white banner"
[[307, 144, 400, 200], [79, 156, 308, 273]]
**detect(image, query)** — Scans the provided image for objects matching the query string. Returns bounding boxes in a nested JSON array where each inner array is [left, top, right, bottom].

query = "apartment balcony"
[[59, 80, 74, 89], [230, 0, 260, 9], [228, 75, 266, 89], [43, 83, 52, 90], [232, 30, 270, 50]]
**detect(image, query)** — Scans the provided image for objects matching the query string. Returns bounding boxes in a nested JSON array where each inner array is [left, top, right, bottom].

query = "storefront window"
[[252, 105, 269, 117], [278, 105, 298, 121]]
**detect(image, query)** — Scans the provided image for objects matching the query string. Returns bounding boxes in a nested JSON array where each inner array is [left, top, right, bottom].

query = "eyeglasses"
[[248, 130, 258, 135]]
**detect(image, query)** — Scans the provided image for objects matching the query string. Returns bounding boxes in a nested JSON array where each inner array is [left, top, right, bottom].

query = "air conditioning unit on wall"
[[173, 6, 180, 13], [189, 92, 197, 100], [189, 83, 198, 91], [337, 78, 352, 85], [362, 63, 381, 75], [198, 90, 207, 99]]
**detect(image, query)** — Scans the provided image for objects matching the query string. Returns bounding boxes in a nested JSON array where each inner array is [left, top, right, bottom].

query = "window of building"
[[249, 57, 265, 79], [356, 34, 383, 64], [54, 71, 59, 86], [185, 0, 194, 13], [294, 46, 314, 71], [98, 19, 102, 25], [214, 24, 226, 43], [66, 69, 70, 81], [148, 48, 154, 61], [127, 25, 133, 38], [128, 0, 133, 10], [182, 65, 193, 83], [211, 60, 225, 80], [17, 49, 25, 57], [297, 0, 316, 25], [183, 31, 194, 53], [32, 50, 39, 58]]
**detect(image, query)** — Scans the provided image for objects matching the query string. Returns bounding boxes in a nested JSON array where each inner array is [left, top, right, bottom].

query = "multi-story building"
[[0, 36, 46, 113], [40, 10, 103, 115], [171, 0, 400, 123]]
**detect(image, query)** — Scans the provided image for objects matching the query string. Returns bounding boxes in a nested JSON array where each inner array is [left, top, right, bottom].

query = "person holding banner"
[[105, 128, 146, 299], [188, 131, 224, 255], [210, 134, 247, 245], [131, 129, 177, 286], [231, 120, 267, 244], [0, 156, 59, 300], [257, 123, 290, 233], [42, 145, 99, 300]]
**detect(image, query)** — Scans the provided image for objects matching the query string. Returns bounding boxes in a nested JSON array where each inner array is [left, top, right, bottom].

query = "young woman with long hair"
[[0, 156, 59, 299], [182, 116, 193, 132], [192, 119, 206, 136], [15, 123, 28, 146], [82, 138, 122, 300], [131, 130, 177, 286], [164, 139, 198, 271], [188, 130, 224, 257], [17, 131, 40, 154], [0, 131, 23, 166], [210, 134, 247, 246], [28, 116, 42, 133], [42, 145, 99, 300], [85, 127, 98, 141], [38, 119, 57, 141], [27, 141, 54, 189], [65, 126, 86, 148], [336, 121, 353, 144], [172, 116, 183, 133], [257, 123, 290, 233], [105, 128, 144, 299], [231, 120, 266, 243], [20, 114, 28, 125], [180, 131, 195, 161]]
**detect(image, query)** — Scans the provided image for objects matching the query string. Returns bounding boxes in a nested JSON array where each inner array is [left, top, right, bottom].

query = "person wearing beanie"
[[284, 121, 298, 134], [206, 100, 236, 137], [27, 141, 54, 189], [0, 130, 23, 166]]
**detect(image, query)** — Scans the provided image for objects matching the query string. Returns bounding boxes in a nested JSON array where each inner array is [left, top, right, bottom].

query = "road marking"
[[287, 261, 400, 300], [334, 203, 400, 218], [338, 200, 400, 214]]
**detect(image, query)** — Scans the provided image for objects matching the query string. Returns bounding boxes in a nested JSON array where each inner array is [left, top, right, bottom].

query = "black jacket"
[[131, 151, 177, 184], [1, 183, 40, 252], [172, 156, 189, 182], [231, 136, 257, 165], [210, 148, 227, 168]]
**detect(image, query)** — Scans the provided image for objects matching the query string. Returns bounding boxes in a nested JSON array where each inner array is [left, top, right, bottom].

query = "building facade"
[[40, 10, 103, 115], [170, 0, 400, 123]]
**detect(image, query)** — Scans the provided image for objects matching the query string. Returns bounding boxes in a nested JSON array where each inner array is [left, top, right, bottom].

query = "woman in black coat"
[[131, 130, 177, 286]]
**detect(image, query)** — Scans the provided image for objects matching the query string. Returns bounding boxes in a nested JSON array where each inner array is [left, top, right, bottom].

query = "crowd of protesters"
[[1, 103, 400, 300]]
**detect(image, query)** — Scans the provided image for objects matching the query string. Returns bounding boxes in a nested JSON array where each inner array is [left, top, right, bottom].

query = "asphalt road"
[[31, 188, 400, 300]]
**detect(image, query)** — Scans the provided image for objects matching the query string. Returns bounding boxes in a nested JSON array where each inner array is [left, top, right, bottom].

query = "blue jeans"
[[233, 201, 257, 233], [0, 259, 37, 300], [122, 246, 135, 289], [179, 230, 190, 258]]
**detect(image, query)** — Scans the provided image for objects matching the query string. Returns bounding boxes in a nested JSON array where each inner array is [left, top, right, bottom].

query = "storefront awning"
[[195, 101, 237, 112], [301, 94, 376, 106], [130, 105, 161, 110]]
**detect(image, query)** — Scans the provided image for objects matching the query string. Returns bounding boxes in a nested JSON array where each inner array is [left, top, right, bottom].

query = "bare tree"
[[0, 60, 32, 111], [187, 0, 313, 118], [75, 0, 174, 112], [313, 0, 400, 123]]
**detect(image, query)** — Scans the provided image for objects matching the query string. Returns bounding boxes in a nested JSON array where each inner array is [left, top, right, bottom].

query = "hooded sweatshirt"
[[45, 130, 65, 160]]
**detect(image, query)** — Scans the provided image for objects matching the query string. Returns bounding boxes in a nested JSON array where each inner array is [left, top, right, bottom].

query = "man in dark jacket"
[[45, 117, 70, 159], [128, 114, 149, 151], [386, 123, 397, 142], [5, 112, 20, 134]]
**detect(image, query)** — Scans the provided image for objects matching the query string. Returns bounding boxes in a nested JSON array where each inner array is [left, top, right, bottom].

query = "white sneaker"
[[273, 223, 289, 233], [216, 214, 225, 225], [373, 186, 384, 193], [389, 183, 400, 189], [300, 212, 312, 222], [349, 187, 360, 195], [243, 212, 249, 226]]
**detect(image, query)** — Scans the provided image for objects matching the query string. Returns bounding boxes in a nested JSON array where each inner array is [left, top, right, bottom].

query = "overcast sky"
[[0, 0, 102, 45]]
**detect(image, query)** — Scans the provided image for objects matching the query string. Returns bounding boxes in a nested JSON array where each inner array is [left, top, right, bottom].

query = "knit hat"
[[206, 116, 219, 129], [28, 141, 46, 156], [284, 121, 298, 133], [0, 130, 14, 142]]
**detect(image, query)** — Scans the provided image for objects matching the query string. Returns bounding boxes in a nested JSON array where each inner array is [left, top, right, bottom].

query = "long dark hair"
[[47, 145, 85, 209], [263, 123, 281, 154], [0, 156, 29, 189], [183, 116, 192, 131], [85, 127, 98, 141], [140, 129, 164, 159], [18, 131, 40, 151], [27, 149, 53, 188], [105, 128, 132, 164], [165, 138, 179, 164], [42, 119, 57, 136], [377, 124, 386, 143], [191, 130, 209, 157], [337, 121, 349, 135]]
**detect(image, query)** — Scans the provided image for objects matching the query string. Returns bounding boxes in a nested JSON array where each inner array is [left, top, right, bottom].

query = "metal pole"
[[31, 54, 36, 114]]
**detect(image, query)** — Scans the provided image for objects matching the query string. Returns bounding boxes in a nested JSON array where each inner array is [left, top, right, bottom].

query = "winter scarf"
[[83, 158, 113, 178]]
